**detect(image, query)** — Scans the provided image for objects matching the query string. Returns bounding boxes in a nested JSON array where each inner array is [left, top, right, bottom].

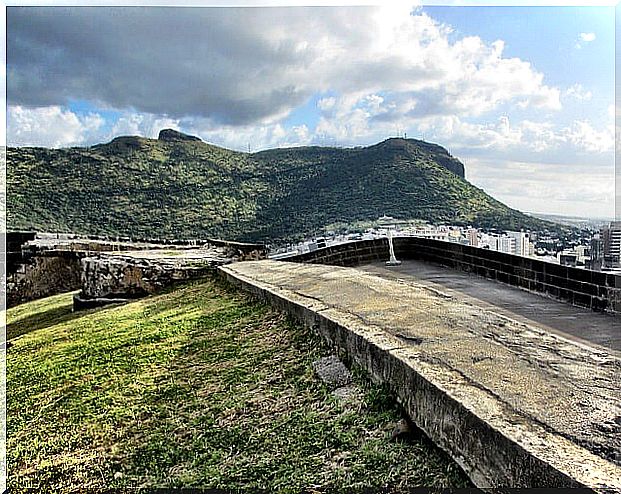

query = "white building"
[[506, 231, 531, 257], [482, 234, 515, 254], [403, 224, 450, 242], [467, 228, 478, 247], [496, 236, 515, 254]]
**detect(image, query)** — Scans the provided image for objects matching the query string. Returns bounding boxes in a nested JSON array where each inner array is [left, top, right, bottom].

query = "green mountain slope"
[[7, 131, 550, 242]]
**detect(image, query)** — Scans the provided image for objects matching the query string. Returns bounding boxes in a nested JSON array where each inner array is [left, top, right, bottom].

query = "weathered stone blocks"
[[74, 248, 232, 308]]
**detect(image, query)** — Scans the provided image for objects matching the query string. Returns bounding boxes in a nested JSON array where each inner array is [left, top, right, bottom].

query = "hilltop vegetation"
[[7, 131, 551, 243], [8, 280, 470, 491]]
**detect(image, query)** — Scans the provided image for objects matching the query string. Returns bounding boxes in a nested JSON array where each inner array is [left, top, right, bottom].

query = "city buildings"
[[506, 231, 531, 257], [269, 217, 606, 272], [467, 228, 478, 247]]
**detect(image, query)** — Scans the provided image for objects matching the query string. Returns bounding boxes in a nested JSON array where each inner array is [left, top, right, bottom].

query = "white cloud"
[[7, 105, 103, 148], [576, 32, 596, 49], [317, 97, 336, 112], [562, 120, 614, 153], [565, 83, 592, 101], [425, 115, 614, 156], [182, 119, 314, 152], [109, 113, 181, 141], [465, 157, 614, 218], [608, 104, 615, 118]]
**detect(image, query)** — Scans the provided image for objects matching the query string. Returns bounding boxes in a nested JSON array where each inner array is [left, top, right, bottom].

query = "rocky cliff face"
[[158, 128, 202, 142]]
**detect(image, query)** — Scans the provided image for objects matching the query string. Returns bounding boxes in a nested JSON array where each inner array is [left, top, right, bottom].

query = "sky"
[[4, 1, 618, 219]]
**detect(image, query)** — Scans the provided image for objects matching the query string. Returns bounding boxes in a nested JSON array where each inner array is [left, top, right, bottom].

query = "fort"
[[6, 231, 621, 491]]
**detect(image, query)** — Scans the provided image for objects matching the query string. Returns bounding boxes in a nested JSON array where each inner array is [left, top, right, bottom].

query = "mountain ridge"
[[7, 132, 553, 242]]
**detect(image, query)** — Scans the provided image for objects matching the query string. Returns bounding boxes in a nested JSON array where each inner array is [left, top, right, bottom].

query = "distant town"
[[271, 216, 621, 273]]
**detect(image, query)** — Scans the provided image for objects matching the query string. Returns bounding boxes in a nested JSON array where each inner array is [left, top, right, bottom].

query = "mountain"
[[7, 130, 553, 243]]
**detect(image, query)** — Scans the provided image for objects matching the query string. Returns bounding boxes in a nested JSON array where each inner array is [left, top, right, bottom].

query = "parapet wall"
[[73, 250, 224, 310], [286, 237, 621, 314], [74, 244, 269, 310]]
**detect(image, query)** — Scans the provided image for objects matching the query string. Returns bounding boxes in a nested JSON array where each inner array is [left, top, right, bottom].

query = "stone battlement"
[[6, 232, 268, 308], [286, 237, 621, 314], [73, 248, 234, 309]]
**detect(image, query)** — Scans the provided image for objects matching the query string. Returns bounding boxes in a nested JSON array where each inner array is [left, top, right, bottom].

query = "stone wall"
[[73, 246, 260, 310], [7, 251, 84, 307], [205, 238, 269, 261], [6, 232, 269, 308], [285, 237, 621, 314], [220, 261, 621, 491], [78, 251, 223, 300]]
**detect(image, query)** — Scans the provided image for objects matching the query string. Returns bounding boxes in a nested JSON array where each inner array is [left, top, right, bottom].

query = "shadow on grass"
[[7, 301, 119, 340], [7, 278, 213, 342]]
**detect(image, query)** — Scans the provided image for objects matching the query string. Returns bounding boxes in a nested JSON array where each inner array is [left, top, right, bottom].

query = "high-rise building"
[[590, 233, 604, 271], [506, 230, 530, 257], [602, 221, 621, 268], [489, 235, 515, 254]]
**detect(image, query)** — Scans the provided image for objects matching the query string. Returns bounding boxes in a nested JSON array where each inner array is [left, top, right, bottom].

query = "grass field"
[[7, 277, 471, 492]]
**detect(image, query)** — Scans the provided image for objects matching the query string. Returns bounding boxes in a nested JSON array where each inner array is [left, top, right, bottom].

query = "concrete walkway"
[[359, 260, 620, 353], [221, 260, 621, 491]]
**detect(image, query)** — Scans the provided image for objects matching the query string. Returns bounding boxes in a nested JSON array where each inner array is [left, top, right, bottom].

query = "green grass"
[[8, 277, 471, 492]]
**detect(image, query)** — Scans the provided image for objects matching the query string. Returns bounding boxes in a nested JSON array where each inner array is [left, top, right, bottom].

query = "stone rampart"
[[6, 232, 268, 308], [75, 248, 229, 309], [285, 238, 621, 313], [220, 260, 621, 491], [73, 243, 268, 310]]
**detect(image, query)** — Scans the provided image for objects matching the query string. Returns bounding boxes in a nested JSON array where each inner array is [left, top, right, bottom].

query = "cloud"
[[576, 31, 596, 48], [182, 119, 314, 152], [8, 5, 561, 127], [317, 97, 336, 112], [424, 115, 614, 157], [562, 120, 614, 153], [7, 105, 104, 148], [579, 32, 596, 42], [109, 113, 181, 140], [465, 157, 614, 218], [564, 83, 592, 101]]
